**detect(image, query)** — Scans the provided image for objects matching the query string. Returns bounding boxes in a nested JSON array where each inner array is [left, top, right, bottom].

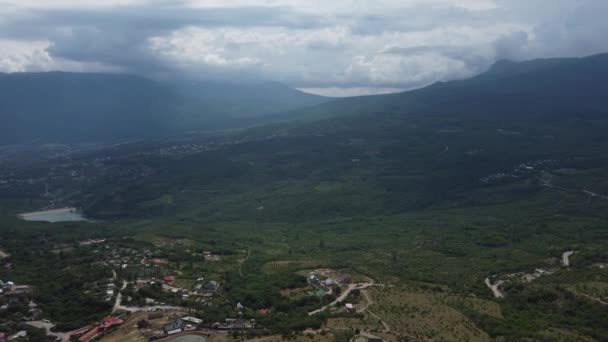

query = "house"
[[345, 303, 356, 313], [236, 302, 244, 312], [182, 316, 202, 325], [163, 319, 185, 334], [163, 276, 176, 285], [256, 308, 270, 315], [99, 316, 124, 330], [309, 273, 318, 283], [204, 280, 219, 292], [226, 318, 246, 329], [66, 325, 94, 337], [78, 327, 99, 342]]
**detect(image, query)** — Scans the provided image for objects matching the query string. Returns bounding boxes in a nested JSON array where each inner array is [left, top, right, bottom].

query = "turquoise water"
[[19, 208, 89, 223]]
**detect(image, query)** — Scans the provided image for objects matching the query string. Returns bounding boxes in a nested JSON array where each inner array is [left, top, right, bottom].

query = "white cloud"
[[0, 0, 606, 95], [299, 86, 405, 97], [187, 0, 497, 12], [346, 53, 470, 86], [1, 0, 146, 9], [147, 22, 530, 90], [0, 40, 54, 72], [0, 39, 122, 73]]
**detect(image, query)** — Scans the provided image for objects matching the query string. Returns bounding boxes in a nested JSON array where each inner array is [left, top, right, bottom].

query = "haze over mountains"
[[294, 52, 608, 122], [1, 53, 607, 145], [0, 73, 329, 144]]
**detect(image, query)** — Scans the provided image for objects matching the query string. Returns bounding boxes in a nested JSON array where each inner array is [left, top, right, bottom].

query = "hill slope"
[[298, 52, 608, 121], [0, 72, 329, 144]]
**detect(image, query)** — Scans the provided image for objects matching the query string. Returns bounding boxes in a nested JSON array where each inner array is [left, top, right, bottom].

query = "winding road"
[[112, 270, 181, 313], [308, 280, 380, 315]]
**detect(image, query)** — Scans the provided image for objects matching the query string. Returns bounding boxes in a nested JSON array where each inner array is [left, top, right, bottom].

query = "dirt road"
[[562, 250, 575, 267], [238, 248, 251, 276], [485, 277, 504, 298], [583, 189, 608, 200], [25, 321, 67, 341], [308, 282, 380, 315], [112, 280, 128, 312]]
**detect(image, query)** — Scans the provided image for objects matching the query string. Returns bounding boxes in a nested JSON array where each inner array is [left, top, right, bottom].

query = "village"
[[1, 237, 389, 342]]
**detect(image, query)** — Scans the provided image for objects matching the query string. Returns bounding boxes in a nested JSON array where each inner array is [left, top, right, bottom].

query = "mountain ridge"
[[287, 52, 608, 122], [0, 72, 330, 144]]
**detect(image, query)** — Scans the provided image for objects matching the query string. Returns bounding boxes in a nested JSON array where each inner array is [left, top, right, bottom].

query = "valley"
[[1, 54, 608, 341]]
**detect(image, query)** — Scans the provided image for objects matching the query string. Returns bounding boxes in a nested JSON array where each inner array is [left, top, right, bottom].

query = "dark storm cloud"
[[0, 3, 328, 76], [0, 0, 607, 95]]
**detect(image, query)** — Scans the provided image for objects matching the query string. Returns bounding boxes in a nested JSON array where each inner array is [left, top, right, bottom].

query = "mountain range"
[[0, 73, 329, 144], [293, 52, 608, 122], [1, 53, 607, 144]]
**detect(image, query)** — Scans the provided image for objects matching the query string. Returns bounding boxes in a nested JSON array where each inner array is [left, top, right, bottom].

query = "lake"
[[18, 207, 89, 223]]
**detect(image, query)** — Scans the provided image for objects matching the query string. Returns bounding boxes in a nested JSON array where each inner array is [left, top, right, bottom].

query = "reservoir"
[[18, 207, 89, 223]]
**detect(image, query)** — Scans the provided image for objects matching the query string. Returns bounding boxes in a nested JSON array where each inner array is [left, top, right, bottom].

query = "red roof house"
[[78, 327, 99, 342], [100, 316, 124, 330], [163, 275, 176, 284], [256, 309, 270, 315]]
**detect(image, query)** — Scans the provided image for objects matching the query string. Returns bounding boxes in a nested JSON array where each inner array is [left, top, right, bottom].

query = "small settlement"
[[0, 235, 381, 341]]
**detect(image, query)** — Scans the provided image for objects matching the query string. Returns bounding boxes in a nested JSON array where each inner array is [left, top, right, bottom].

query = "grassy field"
[[368, 286, 496, 342]]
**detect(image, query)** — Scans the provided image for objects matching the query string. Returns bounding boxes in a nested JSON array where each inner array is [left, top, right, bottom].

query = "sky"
[[0, 0, 607, 96]]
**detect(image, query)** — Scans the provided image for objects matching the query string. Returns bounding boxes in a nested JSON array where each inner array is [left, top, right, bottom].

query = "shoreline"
[[19, 207, 79, 217], [18, 207, 90, 222]]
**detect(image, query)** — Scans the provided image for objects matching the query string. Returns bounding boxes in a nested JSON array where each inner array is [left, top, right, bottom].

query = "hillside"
[[0, 54, 605, 220], [176, 80, 328, 118], [1, 54, 608, 341], [296, 52, 608, 121], [0, 72, 329, 144]]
